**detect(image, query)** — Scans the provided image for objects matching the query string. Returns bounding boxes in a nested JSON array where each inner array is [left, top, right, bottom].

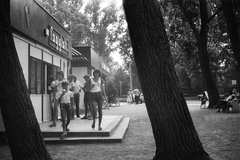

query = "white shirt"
[[53, 79, 65, 99], [59, 90, 73, 104], [74, 80, 83, 94], [48, 81, 55, 92], [54, 79, 64, 92], [132, 89, 140, 96], [90, 78, 102, 93]]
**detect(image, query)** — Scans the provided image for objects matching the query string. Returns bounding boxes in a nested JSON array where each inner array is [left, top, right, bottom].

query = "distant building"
[[72, 46, 111, 109]]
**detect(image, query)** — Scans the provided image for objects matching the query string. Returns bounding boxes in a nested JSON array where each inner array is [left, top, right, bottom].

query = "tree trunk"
[[221, 0, 240, 92], [198, 0, 220, 107], [123, 0, 213, 159], [196, 38, 220, 108], [0, 2, 52, 160], [177, 0, 220, 107]]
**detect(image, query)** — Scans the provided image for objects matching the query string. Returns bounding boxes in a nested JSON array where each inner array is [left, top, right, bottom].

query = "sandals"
[[49, 123, 56, 127], [60, 133, 67, 139]]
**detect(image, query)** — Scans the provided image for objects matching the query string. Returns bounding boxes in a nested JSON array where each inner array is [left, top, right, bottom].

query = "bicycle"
[[102, 98, 120, 110], [109, 98, 120, 107], [102, 99, 110, 110]]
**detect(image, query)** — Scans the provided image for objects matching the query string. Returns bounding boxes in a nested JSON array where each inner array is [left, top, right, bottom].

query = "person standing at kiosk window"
[[48, 75, 55, 117], [49, 70, 65, 127]]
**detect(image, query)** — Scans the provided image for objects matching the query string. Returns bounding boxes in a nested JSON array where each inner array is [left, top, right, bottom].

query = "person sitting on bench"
[[215, 91, 235, 112]]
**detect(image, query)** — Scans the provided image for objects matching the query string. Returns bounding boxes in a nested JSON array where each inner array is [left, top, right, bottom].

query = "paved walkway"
[[40, 115, 117, 133]]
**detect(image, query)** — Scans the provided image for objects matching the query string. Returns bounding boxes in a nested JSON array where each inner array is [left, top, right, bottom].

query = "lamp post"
[[119, 47, 133, 91], [129, 61, 132, 91], [119, 81, 122, 96]]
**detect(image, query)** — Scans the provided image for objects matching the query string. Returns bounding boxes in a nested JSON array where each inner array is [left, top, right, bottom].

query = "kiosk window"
[[30, 58, 42, 94]]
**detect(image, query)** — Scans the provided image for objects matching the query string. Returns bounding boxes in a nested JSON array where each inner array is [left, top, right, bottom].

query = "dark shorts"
[[91, 91, 103, 103], [60, 103, 71, 111], [84, 92, 91, 102]]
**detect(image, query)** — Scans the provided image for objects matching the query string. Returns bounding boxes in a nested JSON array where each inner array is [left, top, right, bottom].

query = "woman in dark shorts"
[[90, 69, 107, 130]]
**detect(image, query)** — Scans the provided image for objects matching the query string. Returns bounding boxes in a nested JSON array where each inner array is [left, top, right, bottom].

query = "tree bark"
[[0, 2, 52, 160], [221, 0, 240, 92], [123, 0, 213, 159]]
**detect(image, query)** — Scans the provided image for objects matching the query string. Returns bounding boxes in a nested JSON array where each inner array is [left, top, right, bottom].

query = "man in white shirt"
[[132, 88, 141, 104], [73, 75, 83, 118]]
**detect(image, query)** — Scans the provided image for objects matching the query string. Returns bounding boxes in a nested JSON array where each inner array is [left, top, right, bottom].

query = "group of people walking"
[[48, 69, 107, 139]]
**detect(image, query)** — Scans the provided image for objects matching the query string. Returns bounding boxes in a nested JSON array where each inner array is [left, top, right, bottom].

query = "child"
[[59, 80, 73, 139]]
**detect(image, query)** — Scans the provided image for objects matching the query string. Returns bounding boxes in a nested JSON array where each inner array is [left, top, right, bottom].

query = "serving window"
[[29, 57, 42, 94]]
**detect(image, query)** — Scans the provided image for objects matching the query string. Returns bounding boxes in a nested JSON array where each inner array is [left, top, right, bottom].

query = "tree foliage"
[[37, 0, 120, 62], [159, 0, 239, 95]]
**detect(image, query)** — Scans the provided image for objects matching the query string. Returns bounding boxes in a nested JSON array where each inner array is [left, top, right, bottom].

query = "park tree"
[[163, 0, 238, 95], [38, 0, 121, 62], [0, 1, 52, 160], [84, 0, 119, 60], [173, 0, 222, 107], [36, 0, 88, 46], [113, 67, 131, 95], [221, 0, 240, 91], [116, 11, 142, 91], [123, 0, 213, 159]]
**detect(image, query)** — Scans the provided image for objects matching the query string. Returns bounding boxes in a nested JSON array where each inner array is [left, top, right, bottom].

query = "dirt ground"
[[1, 100, 240, 160]]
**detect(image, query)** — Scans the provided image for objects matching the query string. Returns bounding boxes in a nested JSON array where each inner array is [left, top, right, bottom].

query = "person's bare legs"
[[88, 100, 92, 119], [91, 101, 97, 129], [66, 108, 71, 131], [50, 100, 58, 127], [97, 99, 103, 130], [60, 109, 67, 139]]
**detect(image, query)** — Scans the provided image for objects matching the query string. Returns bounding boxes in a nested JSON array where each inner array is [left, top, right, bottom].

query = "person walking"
[[58, 80, 73, 139], [82, 74, 92, 119], [90, 69, 107, 130], [49, 70, 65, 127]]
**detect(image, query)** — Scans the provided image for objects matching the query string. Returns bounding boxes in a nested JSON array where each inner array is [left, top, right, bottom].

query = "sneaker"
[[81, 116, 87, 119]]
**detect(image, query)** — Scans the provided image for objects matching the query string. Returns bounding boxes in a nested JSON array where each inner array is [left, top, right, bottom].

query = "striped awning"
[[71, 48, 88, 62]]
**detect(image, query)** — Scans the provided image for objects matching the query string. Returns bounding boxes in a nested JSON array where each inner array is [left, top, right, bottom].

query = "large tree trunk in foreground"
[[123, 0, 212, 159], [0, 2, 52, 160], [177, 0, 220, 107], [221, 0, 240, 92]]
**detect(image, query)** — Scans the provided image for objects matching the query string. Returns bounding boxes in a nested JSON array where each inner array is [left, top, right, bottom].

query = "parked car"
[[197, 93, 225, 100]]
